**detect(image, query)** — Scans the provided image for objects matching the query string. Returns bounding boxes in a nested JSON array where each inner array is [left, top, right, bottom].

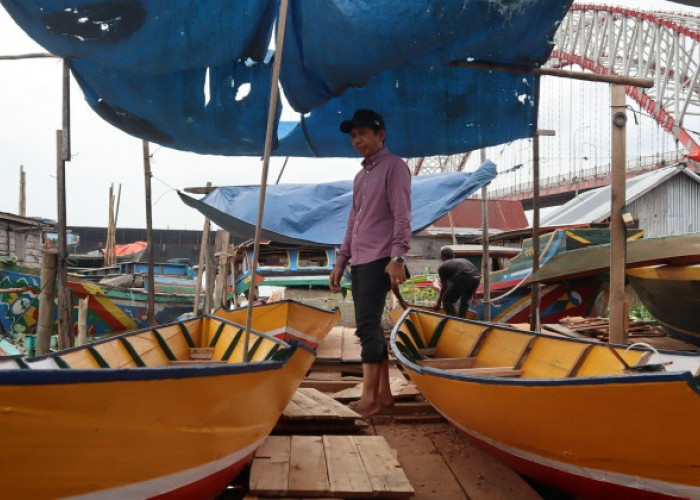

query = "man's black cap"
[[340, 109, 385, 133]]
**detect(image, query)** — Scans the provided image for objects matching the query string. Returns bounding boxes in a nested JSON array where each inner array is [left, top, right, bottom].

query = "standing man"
[[329, 109, 411, 418], [435, 247, 481, 318]]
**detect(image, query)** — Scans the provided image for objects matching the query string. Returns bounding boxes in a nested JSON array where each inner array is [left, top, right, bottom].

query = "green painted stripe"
[[427, 317, 449, 348], [15, 358, 30, 369], [222, 329, 244, 361], [119, 337, 146, 367], [397, 331, 422, 360], [395, 341, 415, 363], [54, 356, 70, 369], [209, 321, 227, 348], [153, 330, 177, 361], [404, 318, 426, 349], [246, 337, 264, 361], [88, 346, 110, 368], [178, 322, 196, 348], [264, 343, 281, 360]]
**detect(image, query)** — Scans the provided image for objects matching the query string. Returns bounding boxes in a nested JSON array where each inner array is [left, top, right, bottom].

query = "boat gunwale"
[[214, 298, 341, 317], [390, 308, 700, 390]]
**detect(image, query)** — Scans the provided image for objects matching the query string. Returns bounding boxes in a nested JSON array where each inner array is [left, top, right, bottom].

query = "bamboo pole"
[[55, 129, 72, 349], [447, 212, 458, 245], [609, 85, 628, 344], [480, 150, 491, 322], [193, 182, 212, 314], [244, 0, 290, 357], [530, 129, 555, 332], [19, 165, 25, 217], [56, 58, 73, 349], [76, 297, 88, 346], [213, 230, 230, 309], [143, 140, 156, 325], [36, 250, 57, 356], [450, 60, 655, 88]]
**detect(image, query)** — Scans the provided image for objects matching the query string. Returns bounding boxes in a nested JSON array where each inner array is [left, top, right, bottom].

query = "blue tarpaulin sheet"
[[2, 0, 572, 157], [178, 160, 498, 245]]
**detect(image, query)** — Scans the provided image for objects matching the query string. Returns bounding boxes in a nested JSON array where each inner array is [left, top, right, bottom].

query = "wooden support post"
[[193, 182, 212, 315], [19, 165, 26, 217], [480, 150, 491, 322], [142, 140, 156, 326], [529, 128, 554, 332], [447, 212, 458, 245], [204, 232, 216, 314], [609, 85, 628, 345], [76, 297, 88, 346], [36, 251, 57, 356], [213, 230, 230, 310], [56, 129, 72, 349], [530, 131, 542, 332]]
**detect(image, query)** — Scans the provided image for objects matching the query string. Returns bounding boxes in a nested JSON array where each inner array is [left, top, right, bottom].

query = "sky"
[[0, 0, 697, 233]]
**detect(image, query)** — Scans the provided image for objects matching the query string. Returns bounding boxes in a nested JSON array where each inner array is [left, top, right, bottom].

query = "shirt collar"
[[361, 147, 389, 171]]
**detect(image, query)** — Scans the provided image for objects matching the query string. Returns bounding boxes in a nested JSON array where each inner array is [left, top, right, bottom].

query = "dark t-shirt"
[[438, 258, 480, 284]]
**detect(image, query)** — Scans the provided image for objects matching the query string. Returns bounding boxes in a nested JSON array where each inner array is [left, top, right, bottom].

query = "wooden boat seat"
[[417, 357, 477, 369], [168, 347, 226, 365], [447, 367, 522, 377]]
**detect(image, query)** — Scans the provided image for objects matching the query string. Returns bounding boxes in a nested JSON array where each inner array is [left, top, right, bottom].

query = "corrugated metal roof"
[[540, 165, 700, 227], [431, 199, 528, 231], [0, 211, 55, 228]]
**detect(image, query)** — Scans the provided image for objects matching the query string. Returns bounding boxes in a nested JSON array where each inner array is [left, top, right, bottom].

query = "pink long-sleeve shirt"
[[336, 148, 412, 269]]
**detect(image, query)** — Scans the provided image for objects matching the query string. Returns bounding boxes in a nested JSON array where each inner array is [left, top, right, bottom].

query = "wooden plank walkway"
[[249, 435, 414, 498], [276, 388, 367, 434], [313, 327, 399, 374]]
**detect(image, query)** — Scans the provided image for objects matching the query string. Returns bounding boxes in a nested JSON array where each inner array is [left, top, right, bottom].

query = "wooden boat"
[[391, 308, 700, 498], [0, 262, 193, 338], [0, 299, 340, 498], [627, 263, 700, 346], [393, 228, 642, 325], [231, 241, 349, 296]]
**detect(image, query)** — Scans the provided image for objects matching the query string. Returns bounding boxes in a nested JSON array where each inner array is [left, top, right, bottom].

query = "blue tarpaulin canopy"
[[178, 160, 498, 245], [2, 0, 573, 158]]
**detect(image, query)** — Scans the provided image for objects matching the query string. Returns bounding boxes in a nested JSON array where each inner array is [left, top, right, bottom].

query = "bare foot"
[[380, 396, 395, 408], [349, 399, 382, 418]]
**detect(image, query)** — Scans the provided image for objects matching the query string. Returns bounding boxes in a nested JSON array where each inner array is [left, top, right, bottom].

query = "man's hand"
[[385, 260, 406, 288], [328, 266, 344, 293]]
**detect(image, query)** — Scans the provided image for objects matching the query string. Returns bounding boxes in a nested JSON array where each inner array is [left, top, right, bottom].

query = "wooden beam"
[[193, 182, 211, 315], [609, 85, 628, 345], [0, 53, 57, 60], [18, 165, 25, 217], [142, 140, 156, 326], [36, 251, 57, 356], [450, 60, 655, 88], [480, 149, 491, 321]]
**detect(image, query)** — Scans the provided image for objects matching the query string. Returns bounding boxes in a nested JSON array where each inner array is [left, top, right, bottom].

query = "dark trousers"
[[443, 273, 480, 318], [351, 258, 390, 363]]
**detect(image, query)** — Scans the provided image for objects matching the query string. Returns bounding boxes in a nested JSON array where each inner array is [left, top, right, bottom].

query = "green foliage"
[[629, 304, 654, 321], [399, 284, 438, 304]]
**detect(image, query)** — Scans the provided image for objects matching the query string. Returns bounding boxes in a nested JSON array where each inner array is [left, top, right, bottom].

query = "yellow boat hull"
[[0, 300, 339, 498], [391, 309, 700, 499]]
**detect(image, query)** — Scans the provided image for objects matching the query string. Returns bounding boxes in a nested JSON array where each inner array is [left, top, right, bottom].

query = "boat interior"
[[394, 310, 700, 379], [1, 316, 290, 370]]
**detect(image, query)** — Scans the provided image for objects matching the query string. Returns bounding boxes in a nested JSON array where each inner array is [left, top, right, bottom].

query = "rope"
[[483, 230, 558, 304]]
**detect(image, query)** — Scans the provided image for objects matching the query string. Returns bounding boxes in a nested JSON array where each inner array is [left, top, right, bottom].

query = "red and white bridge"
[[411, 4, 700, 201]]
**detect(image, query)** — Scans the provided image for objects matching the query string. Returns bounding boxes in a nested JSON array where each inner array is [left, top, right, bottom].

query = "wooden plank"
[[448, 367, 522, 377], [288, 436, 330, 496], [331, 377, 415, 403], [354, 435, 414, 497], [341, 327, 362, 363], [300, 388, 360, 419], [300, 379, 364, 392], [168, 360, 228, 365], [316, 328, 343, 362], [417, 356, 476, 369], [542, 323, 593, 339], [324, 435, 374, 497], [249, 436, 291, 496]]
